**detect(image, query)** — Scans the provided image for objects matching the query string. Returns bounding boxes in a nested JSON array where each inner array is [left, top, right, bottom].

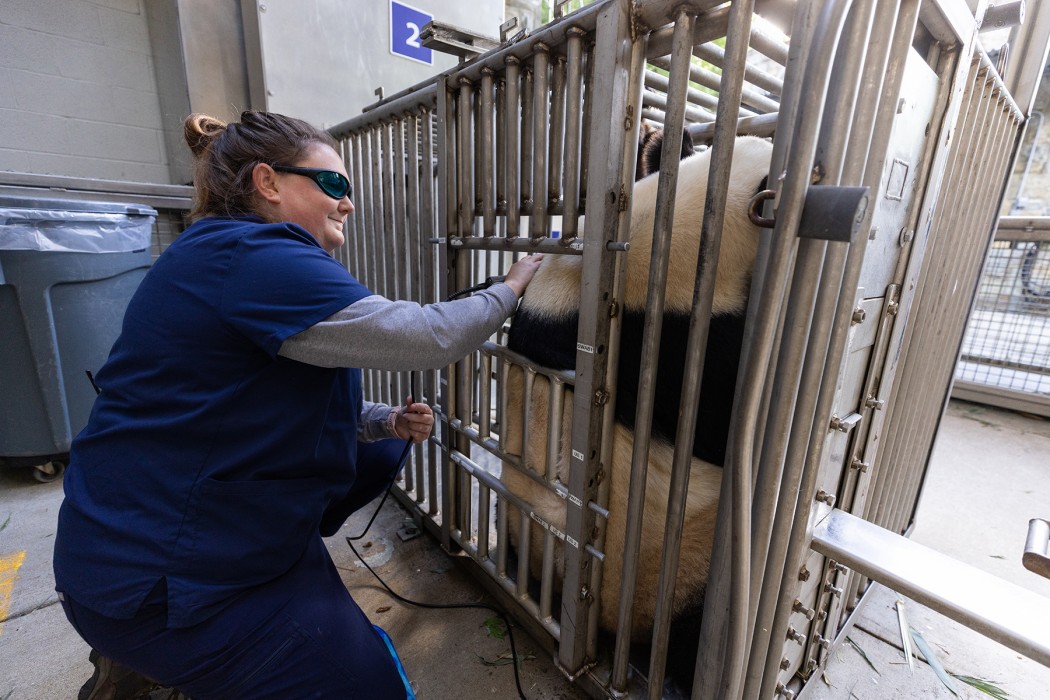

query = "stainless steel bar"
[[457, 78, 475, 238], [330, 83, 438, 135], [478, 482, 491, 561], [813, 507, 1050, 664], [521, 65, 535, 220], [579, 45, 593, 216], [646, 0, 758, 692], [558, 0, 639, 677], [382, 122, 398, 301], [821, 0, 925, 650], [861, 53, 981, 536], [531, 43, 551, 239], [481, 69, 497, 236], [548, 55, 567, 223], [562, 28, 586, 240], [479, 351, 492, 439], [874, 63, 995, 533], [448, 236, 583, 254], [695, 0, 821, 691], [546, 378, 564, 483], [521, 367, 537, 473], [640, 89, 717, 123], [393, 117, 409, 303], [505, 56, 522, 237], [692, 41, 785, 97], [495, 75, 507, 226], [751, 6, 882, 694], [645, 5, 730, 60], [698, 0, 849, 695], [644, 62, 723, 115], [516, 509, 531, 598], [610, 8, 696, 694], [686, 112, 779, 142], [540, 529, 556, 621]]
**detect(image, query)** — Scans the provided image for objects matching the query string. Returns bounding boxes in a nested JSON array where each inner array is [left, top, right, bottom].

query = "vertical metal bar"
[[547, 378, 565, 483], [436, 80, 456, 543], [457, 78, 475, 239], [579, 45, 594, 214], [558, 0, 638, 678], [610, 8, 697, 694], [521, 65, 535, 222], [516, 509, 532, 598], [698, 2, 852, 696], [505, 56, 522, 238], [562, 28, 586, 240], [540, 530, 556, 621], [495, 74, 507, 236], [479, 351, 493, 439], [478, 482, 491, 561], [549, 54, 567, 225], [497, 485, 509, 576], [481, 68, 496, 236], [532, 43, 551, 239]]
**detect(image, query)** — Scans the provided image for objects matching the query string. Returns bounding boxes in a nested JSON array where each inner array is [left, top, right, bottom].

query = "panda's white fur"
[[501, 135, 774, 640]]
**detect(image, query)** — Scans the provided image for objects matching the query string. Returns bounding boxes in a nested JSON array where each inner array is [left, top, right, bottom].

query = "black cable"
[[346, 274, 530, 700], [346, 536, 529, 700]]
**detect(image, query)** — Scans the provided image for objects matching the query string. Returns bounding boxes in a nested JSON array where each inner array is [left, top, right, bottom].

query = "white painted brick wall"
[[0, 0, 169, 184]]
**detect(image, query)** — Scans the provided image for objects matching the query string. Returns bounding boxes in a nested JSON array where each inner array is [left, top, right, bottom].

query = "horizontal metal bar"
[[995, 216, 1050, 242], [0, 172, 194, 210], [448, 236, 584, 254], [811, 508, 1050, 665], [1025, 519, 1050, 580], [951, 380, 1050, 419], [686, 112, 778, 141]]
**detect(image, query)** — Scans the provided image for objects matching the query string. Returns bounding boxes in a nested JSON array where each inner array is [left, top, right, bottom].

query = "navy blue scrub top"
[[53, 216, 372, 627]]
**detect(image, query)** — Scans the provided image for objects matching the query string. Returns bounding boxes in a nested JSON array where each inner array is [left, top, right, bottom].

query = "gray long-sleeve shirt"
[[278, 283, 518, 441]]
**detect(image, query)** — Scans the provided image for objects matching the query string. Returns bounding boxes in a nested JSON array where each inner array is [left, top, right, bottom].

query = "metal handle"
[[1023, 519, 1050, 580]]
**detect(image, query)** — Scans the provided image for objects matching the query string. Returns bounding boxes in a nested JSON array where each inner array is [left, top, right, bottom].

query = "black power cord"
[[346, 275, 530, 700]]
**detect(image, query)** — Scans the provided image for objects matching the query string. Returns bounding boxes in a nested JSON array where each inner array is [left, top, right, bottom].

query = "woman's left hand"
[[391, 396, 434, 443]]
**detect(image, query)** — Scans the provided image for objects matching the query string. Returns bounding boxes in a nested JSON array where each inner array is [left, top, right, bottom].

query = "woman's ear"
[[252, 163, 281, 204]]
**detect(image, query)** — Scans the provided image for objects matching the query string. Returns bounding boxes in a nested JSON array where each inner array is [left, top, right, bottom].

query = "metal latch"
[[797, 185, 871, 243], [830, 412, 863, 433]]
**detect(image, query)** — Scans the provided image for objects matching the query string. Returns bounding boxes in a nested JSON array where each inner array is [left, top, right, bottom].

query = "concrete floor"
[[0, 398, 1048, 699]]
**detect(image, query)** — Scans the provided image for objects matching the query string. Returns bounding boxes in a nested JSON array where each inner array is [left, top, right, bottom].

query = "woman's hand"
[[504, 254, 545, 297], [389, 396, 434, 443]]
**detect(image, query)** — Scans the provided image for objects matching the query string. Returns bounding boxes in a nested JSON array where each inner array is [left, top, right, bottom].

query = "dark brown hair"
[[183, 110, 339, 222]]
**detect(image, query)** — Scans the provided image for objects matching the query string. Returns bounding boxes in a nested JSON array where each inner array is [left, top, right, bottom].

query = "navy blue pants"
[[60, 440, 411, 699]]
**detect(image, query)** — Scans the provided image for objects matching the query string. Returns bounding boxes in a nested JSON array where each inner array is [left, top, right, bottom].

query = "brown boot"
[[78, 648, 161, 700]]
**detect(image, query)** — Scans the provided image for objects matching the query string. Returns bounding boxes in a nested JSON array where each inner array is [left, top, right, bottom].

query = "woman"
[[53, 110, 542, 699]]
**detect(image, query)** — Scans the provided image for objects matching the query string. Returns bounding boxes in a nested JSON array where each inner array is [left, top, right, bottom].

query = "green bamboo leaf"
[[910, 628, 958, 696], [951, 674, 1010, 700], [846, 635, 880, 675]]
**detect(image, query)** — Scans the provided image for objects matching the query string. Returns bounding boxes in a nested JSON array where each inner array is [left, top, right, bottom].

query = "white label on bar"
[[566, 535, 579, 548], [569, 494, 583, 507], [576, 343, 594, 354], [572, 449, 585, 461]]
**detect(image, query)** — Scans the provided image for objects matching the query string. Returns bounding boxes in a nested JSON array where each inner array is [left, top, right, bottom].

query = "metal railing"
[[954, 216, 1050, 416]]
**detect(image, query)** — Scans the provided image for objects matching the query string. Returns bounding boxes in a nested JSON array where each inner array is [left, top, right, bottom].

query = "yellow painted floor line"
[[0, 550, 27, 635]]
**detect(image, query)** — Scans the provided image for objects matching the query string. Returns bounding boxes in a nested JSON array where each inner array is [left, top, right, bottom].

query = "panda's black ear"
[[680, 129, 695, 159], [756, 175, 769, 195]]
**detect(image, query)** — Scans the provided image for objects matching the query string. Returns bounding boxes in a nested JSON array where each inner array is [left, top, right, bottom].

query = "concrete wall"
[[0, 0, 513, 186], [0, 0, 171, 183]]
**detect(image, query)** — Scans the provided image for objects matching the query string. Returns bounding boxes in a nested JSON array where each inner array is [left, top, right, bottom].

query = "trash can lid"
[[0, 195, 157, 218], [0, 196, 158, 253]]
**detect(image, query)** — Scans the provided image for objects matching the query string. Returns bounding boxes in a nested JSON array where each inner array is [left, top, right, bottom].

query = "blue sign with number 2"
[[390, 0, 433, 65]]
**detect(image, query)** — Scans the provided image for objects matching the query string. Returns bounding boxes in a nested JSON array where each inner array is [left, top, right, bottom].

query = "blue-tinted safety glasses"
[[272, 165, 352, 200]]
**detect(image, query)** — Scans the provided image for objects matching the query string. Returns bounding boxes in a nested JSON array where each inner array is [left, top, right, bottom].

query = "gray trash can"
[[0, 196, 156, 480]]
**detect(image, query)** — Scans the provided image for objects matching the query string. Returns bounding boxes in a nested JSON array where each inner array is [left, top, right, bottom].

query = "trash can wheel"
[[33, 460, 65, 483]]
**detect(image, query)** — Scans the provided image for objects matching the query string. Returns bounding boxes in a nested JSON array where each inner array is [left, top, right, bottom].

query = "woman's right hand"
[[504, 254, 545, 297]]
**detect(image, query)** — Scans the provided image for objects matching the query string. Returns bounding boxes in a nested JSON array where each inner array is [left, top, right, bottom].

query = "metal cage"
[[328, 1, 1050, 697]]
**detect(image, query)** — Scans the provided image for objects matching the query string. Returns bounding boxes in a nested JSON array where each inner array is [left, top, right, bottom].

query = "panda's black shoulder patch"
[[507, 307, 579, 372]]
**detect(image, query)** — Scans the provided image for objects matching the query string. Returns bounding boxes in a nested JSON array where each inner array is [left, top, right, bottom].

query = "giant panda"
[[501, 134, 774, 691]]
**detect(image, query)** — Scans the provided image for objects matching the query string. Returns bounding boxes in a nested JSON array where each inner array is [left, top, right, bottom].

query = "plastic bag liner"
[[0, 198, 157, 253]]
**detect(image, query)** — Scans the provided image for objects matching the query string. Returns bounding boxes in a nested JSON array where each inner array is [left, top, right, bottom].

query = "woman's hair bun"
[[184, 113, 227, 158]]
